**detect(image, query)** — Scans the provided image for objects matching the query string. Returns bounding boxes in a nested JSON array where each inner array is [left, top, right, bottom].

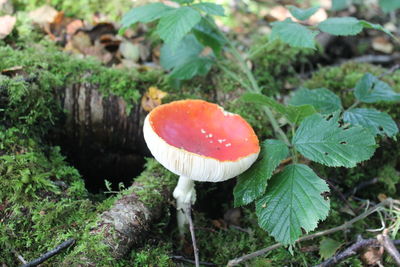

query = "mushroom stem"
[[173, 175, 196, 236]]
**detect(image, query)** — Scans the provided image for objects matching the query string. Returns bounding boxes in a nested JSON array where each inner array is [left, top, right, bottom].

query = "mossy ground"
[[1, 16, 400, 266]]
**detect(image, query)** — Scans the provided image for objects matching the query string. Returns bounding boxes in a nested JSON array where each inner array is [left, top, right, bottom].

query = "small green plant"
[[332, 0, 400, 13], [121, 0, 399, 249]]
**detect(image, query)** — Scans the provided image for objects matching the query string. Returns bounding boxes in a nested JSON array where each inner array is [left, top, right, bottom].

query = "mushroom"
[[143, 99, 260, 234]]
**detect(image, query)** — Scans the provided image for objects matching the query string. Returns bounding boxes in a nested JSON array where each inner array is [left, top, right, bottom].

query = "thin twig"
[[314, 237, 378, 267], [227, 198, 394, 266], [170, 255, 217, 266], [377, 229, 400, 266], [185, 204, 200, 267], [20, 239, 75, 267], [326, 180, 356, 214], [344, 177, 379, 198]]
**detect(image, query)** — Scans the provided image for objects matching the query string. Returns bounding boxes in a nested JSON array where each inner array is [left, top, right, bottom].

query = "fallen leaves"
[[0, 15, 16, 39], [141, 87, 168, 112]]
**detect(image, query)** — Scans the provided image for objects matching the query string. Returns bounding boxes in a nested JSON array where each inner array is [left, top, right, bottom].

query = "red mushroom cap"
[[143, 99, 260, 182]]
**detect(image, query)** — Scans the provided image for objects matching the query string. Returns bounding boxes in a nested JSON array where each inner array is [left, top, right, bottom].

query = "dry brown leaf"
[[1, 66, 25, 77], [378, 193, 388, 202], [66, 19, 84, 36], [372, 36, 394, 54], [29, 5, 58, 26], [361, 246, 384, 265], [0, 15, 16, 39], [141, 86, 168, 112]]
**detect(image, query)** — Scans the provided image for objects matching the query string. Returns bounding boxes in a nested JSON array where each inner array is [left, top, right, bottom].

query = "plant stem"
[[227, 198, 396, 266], [205, 17, 291, 146], [345, 100, 360, 112]]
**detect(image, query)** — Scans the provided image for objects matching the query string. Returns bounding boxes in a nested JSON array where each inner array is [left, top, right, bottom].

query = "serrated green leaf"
[[331, 0, 351, 11], [293, 113, 376, 167], [343, 108, 398, 138], [160, 34, 203, 70], [319, 238, 342, 260], [193, 18, 225, 55], [318, 17, 362, 36], [234, 140, 289, 207], [290, 88, 342, 114], [354, 73, 400, 103], [271, 18, 318, 49], [241, 93, 316, 124], [156, 7, 202, 50], [169, 57, 213, 80], [359, 20, 394, 37], [256, 164, 330, 245], [192, 3, 225, 16], [287, 5, 320, 21], [379, 0, 400, 13], [121, 3, 173, 28]]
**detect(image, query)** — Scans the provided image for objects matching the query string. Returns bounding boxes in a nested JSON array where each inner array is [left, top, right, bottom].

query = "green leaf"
[[359, 20, 394, 37], [172, 0, 194, 4], [331, 0, 351, 11], [241, 93, 316, 124], [319, 238, 342, 260], [256, 164, 330, 245], [160, 34, 203, 70], [318, 17, 363, 36], [169, 57, 213, 80], [234, 140, 289, 207], [156, 7, 202, 50], [193, 18, 225, 55], [354, 73, 400, 103], [290, 88, 342, 114], [121, 3, 173, 28], [192, 3, 225, 16], [271, 18, 318, 49], [287, 6, 320, 21], [379, 0, 400, 13], [293, 114, 376, 167], [343, 108, 399, 138]]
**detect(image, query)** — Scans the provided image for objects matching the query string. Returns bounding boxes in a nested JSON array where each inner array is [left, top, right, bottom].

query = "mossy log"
[[0, 46, 177, 266]]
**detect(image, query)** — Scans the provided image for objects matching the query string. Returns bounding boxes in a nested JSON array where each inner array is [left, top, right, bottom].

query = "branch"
[[227, 198, 394, 266], [377, 230, 400, 265], [20, 238, 75, 267], [185, 204, 200, 267]]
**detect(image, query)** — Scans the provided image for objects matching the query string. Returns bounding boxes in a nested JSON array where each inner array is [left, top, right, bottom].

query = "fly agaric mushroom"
[[143, 99, 260, 233]]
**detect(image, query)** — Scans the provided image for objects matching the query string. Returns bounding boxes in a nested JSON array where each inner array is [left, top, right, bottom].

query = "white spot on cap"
[[217, 139, 226, 144], [209, 141, 213, 143], [208, 134, 213, 138], [225, 143, 231, 147], [201, 129, 206, 134]]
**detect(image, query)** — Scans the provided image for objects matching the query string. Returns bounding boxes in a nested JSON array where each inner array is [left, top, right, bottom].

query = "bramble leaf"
[[121, 3, 173, 28], [192, 2, 225, 16], [318, 17, 363, 36], [271, 18, 318, 49], [156, 7, 202, 49], [359, 20, 394, 37], [331, 0, 350, 11], [160, 34, 204, 70], [234, 140, 289, 207], [169, 57, 213, 80], [256, 164, 330, 245], [287, 5, 320, 21], [290, 88, 342, 114], [241, 93, 316, 124], [379, 0, 400, 13], [343, 108, 399, 138], [193, 18, 225, 55], [354, 73, 400, 103], [293, 114, 376, 167], [320, 238, 342, 260]]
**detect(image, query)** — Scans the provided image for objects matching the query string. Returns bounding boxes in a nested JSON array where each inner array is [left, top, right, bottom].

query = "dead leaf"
[[29, 5, 58, 26], [361, 246, 384, 265], [1, 66, 26, 77], [309, 9, 328, 25], [378, 193, 387, 202], [66, 19, 84, 36], [211, 219, 227, 230], [372, 36, 393, 54], [0, 15, 16, 39], [141, 87, 168, 112]]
